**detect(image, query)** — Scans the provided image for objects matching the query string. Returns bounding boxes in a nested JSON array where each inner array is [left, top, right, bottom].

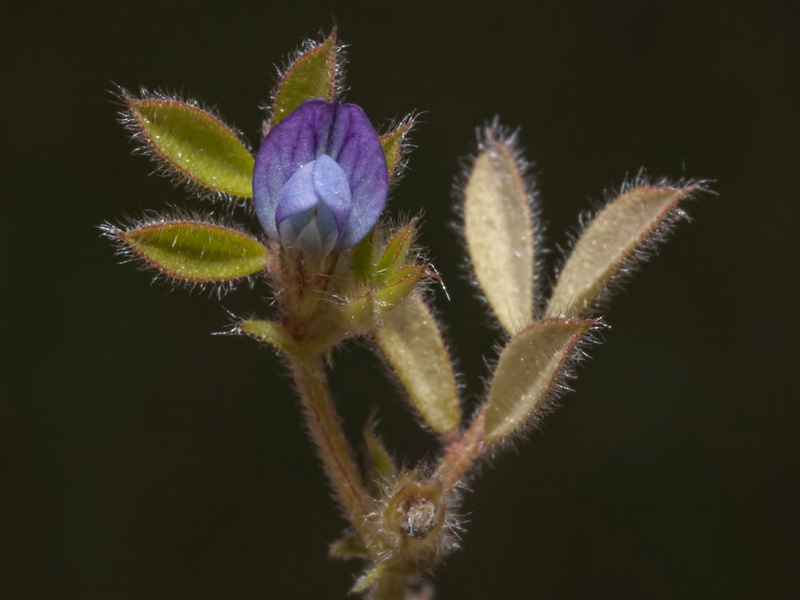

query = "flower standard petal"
[[254, 100, 337, 240], [325, 103, 388, 251]]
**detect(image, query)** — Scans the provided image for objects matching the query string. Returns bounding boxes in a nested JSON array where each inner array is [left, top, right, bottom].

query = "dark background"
[[4, 1, 798, 598]]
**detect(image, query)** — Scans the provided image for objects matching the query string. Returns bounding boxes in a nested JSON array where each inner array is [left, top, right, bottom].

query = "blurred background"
[[3, 1, 798, 598]]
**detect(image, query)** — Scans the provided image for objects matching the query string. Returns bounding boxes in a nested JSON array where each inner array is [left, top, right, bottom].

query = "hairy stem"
[[373, 571, 411, 600], [437, 409, 487, 492], [288, 354, 371, 538]]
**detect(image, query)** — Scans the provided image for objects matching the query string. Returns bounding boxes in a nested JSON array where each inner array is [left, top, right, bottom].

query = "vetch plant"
[[102, 29, 701, 599]]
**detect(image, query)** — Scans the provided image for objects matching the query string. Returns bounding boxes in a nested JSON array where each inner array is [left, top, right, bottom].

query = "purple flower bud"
[[253, 99, 389, 256]]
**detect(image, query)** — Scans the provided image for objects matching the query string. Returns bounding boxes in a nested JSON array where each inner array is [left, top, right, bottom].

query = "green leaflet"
[[374, 294, 460, 435], [483, 318, 592, 443], [116, 221, 268, 282], [271, 29, 338, 126], [238, 319, 299, 355], [463, 132, 536, 334], [547, 186, 694, 317], [124, 93, 254, 198]]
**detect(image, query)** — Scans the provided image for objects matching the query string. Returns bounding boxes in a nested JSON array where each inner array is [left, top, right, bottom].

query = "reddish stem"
[[437, 409, 488, 492]]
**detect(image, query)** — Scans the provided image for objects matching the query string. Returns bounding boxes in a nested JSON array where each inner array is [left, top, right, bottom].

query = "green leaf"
[[379, 118, 414, 180], [483, 318, 592, 443], [111, 220, 268, 282], [123, 92, 254, 198], [271, 29, 338, 126], [463, 129, 536, 334], [374, 294, 460, 436], [546, 185, 694, 317]]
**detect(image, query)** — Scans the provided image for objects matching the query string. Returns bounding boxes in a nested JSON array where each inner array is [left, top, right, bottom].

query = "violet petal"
[[253, 99, 388, 254]]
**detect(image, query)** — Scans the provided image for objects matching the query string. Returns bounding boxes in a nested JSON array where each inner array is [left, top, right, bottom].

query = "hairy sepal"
[[483, 318, 593, 444], [121, 89, 254, 199], [363, 419, 397, 496], [375, 266, 427, 311], [352, 563, 390, 594], [102, 218, 269, 286], [547, 184, 696, 317], [351, 228, 378, 283], [462, 125, 538, 334], [340, 221, 427, 325], [379, 116, 416, 183], [375, 218, 418, 285], [329, 533, 369, 560], [373, 293, 460, 436], [269, 28, 340, 126]]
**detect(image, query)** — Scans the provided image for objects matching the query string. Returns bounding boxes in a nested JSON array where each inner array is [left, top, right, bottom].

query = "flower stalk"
[[287, 353, 371, 537]]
